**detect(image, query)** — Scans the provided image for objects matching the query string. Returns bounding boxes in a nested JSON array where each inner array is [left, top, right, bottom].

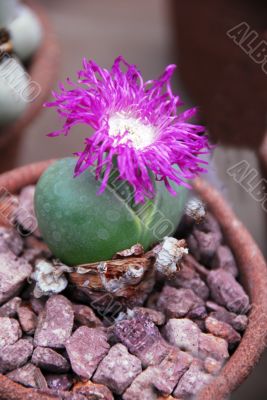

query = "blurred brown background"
[[14, 1, 267, 397]]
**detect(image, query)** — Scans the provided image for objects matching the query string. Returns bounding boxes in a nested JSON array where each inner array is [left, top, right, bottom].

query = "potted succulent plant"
[[0, 0, 59, 172], [0, 57, 266, 400]]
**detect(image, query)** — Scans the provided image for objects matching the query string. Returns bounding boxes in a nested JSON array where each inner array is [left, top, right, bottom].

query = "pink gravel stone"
[[157, 286, 206, 319], [207, 269, 250, 314], [198, 333, 229, 361], [0, 317, 22, 349], [123, 367, 160, 400], [205, 316, 241, 346], [211, 245, 238, 276], [32, 346, 70, 373], [46, 373, 74, 391], [18, 305, 37, 334], [207, 303, 248, 332], [163, 318, 200, 356], [73, 381, 114, 400], [153, 348, 192, 395], [173, 359, 212, 398], [133, 306, 166, 325], [0, 297, 21, 317], [34, 295, 74, 348], [0, 251, 32, 305], [139, 338, 172, 368], [197, 212, 223, 236], [66, 327, 110, 379], [203, 357, 222, 375], [72, 303, 102, 328], [187, 229, 222, 264], [29, 296, 47, 315], [124, 348, 192, 400], [0, 227, 23, 256], [113, 313, 171, 367], [231, 314, 248, 332], [7, 363, 47, 389], [22, 335, 34, 345], [93, 343, 142, 394], [168, 259, 209, 300], [0, 339, 33, 373]]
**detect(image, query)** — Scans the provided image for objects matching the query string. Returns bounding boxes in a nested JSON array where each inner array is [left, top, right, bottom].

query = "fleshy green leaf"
[[34, 158, 188, 265]]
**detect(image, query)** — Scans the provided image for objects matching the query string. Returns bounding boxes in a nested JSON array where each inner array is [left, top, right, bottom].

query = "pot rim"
[[0, 0, 60, 147], [0, 160, 266, 400]]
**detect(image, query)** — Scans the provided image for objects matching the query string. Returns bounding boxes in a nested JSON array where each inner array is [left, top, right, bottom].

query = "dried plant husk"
[[68, 238, 188, 312], [69, 255, 155, 309]]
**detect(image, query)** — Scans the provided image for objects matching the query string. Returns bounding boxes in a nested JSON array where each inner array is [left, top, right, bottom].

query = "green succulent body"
[[34, 158, 188, 265]]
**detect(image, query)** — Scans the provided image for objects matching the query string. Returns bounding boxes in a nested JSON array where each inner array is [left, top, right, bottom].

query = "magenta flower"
[[46, 56, 210, 203]]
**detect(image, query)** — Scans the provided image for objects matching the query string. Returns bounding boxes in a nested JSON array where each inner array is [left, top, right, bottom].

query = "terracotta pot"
[[0, 160, 266, 400], [0, 0, 59, 173], [171, 0, 267, 148]]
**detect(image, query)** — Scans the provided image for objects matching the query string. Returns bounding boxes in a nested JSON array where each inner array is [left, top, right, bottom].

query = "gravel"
[[0, 187, 251, 399]]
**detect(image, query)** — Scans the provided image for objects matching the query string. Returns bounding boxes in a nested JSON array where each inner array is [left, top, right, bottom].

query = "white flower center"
[[108, 112, 156, 149]]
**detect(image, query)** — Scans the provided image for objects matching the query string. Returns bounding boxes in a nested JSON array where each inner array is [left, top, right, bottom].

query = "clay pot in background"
[[0, 0, 59, 173], [0, 160, 266, 399], [258, 135, 267, 209], [171, 0, 267, 148]]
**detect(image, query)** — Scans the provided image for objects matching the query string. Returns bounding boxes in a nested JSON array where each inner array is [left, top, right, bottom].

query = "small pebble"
[[7, 363, 47, 389], [153, 348, 192, 395], [34, 295, 74, 348], [133, 306, 166, 325], [0, 297, 21, 318], [157, 286, 206, 319], [0, 251, 32, 305], [198, 332, 229, 361], [207, 269, 250, 314], [211, 245, 238, 277], [232, 314, 248, 332], [0, 339, 33, 373], [73, 380, 114, 400], [123, 366, 160, 400], [163, 319, 200, 356], [93, 343, 142, 394], [205, 316, 241, 346], [207, 303, 248, 332], [197, 212, 223, 237], [66, 327, 110, 379], [73, 303, 102, 328], [0, 317, 22, 349], [169, 258, 209, 300], [18, 305, 37, 335], [187, 229, 222, 265], [203, 357, 222, 375], [46, 373, 74, 391], [0, 227, 24, 256], [22, 335, 34, 345], [29, 296, 47, 315], [113, 313, 170, 367], [173, 359, 212, 398], [32, 346, 70, 373]]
